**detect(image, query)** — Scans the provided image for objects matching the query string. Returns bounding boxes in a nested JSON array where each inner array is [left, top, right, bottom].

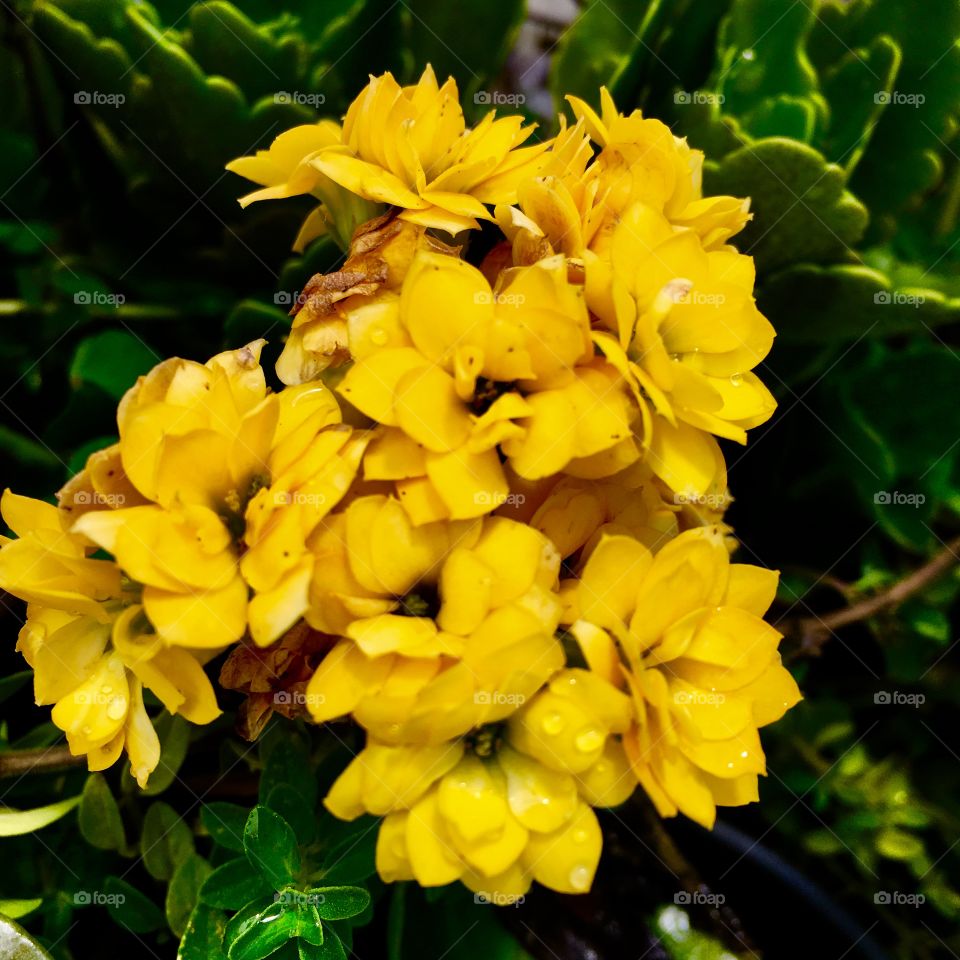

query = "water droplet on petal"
[[575, 728, 604, 753], [740, 750, 749, 759], [370, 327, 388, 345], [730, 373, 743, 387], [569, 865, 591, 891], [572, 828, 589, 845], [542, 712, 565, 735], [106, 699, 126, 721], [100, 685, 112, 695]]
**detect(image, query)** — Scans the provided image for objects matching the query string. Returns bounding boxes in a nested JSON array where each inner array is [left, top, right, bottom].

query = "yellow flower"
[[0, 494, 219, 787], [304, 496, 564, 743], [569, 527, 801, 829], [566, 88, 752, 249], [587, 202, 776, 498], [275, 215, 458, 386], [228, 66, 551, 246], [69, 343, 367, 648], [323, 669, 634, 900], [338, 252, 637, 522], [226, 121, 379, 251]]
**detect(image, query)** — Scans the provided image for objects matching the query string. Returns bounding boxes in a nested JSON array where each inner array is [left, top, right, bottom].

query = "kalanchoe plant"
[[1, 3, 958, 960]]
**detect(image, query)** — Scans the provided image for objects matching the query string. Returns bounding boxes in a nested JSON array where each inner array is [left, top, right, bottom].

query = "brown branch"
[[785, 535, 960, 659], [0, 745, 85, 779]]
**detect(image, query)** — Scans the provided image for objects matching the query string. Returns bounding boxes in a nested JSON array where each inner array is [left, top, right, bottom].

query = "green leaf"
[[402, 0, 526, 104], [876, 828, 925, 861], [318, 826, 377, 884], [200, 858, 273, 911], [202, 802, 251, 853], [0, 671, 32, 706], [266, 784, 315, 846], [310, 887, 370, 922], [705, 138, 868, 272], [69, 330, 158, 399], [243, 806, 301, 889], [78, 774, 125, 851], [167, 854, 213, 938], [104, 876, 166, 934], [142, 801, 195, 881], [178, 904, 228, 960], [299, 929, 346, 960], [0, 900, 42, 920], [142, 713, 191, 796], [226, 901, 300, 960], [259, 730, 317, 809], [551, 0, 661, 107], [0, 914, 52, 960]]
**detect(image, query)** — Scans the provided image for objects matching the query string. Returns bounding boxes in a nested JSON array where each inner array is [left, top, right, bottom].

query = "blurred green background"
[[1, 1, 959, 958]]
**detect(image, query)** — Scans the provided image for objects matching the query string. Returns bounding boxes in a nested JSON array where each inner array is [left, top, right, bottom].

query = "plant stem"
[[785, 535, 960, 658], [0, 745, 85, 779]]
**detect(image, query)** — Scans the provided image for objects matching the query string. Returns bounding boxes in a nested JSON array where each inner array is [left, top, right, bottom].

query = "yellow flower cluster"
[[0, 68, 800, 903]]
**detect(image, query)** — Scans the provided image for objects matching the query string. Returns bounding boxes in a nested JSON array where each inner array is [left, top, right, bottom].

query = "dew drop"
[[729, 373, 743, 387], [569, 865, 591, 891], [572, 828, 589, 845], [100, 685, 113, 695], [742, 48, 756, 61], [575, 728, 604, 753], [106, 699, 126, 721], [370, 327, 388, 345], [542, 712, 565, 735], [740, 750, 749, 759]]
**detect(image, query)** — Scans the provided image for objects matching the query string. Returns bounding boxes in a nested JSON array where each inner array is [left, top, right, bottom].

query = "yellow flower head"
[[304, 496, 565, 744], [68, 343, 368, 649], [338, 251, 637, 523], [569, 527, 801, 829], [228, 66, 551, 248], [324, 667, 634, 900], [0, 494, 219, 786]]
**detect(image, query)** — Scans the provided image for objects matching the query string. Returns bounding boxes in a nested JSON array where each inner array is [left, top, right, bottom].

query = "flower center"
[[469, 377, 513, 416], [397, 584, 440, 619], [464, 723, 504, 758]]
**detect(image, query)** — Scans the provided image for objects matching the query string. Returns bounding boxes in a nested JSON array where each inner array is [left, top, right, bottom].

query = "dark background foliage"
[[0, 1, 958, 958]]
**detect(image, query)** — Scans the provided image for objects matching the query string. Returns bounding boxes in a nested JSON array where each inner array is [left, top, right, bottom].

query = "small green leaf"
[[0, 671, 32, 706], [876, 829, 925, 861], [318, 826, 377, 884], [299, 929, 346, 960], [0, 899, 42, 920], [259, 731, 317, 809], [178, 904, 228, 960], [200, 858, 273, 911], [104, 876, 166, 934], [310, 887, 370, 921], [167, 854, 213, 938], [201, 802, 250, 853], [143, 714, 191, 796], [0, 794, 80, 837], [227, 902, 300, 960], [79, 775, 125, 850], [266, 784, 315, 846], [243, 806, 300, 888], [142, 801, 195, 881], [69, 330, 158, 399]]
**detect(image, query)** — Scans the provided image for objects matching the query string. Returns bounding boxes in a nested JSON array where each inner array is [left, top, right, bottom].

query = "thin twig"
[[0, 745, 85, 779], [785, 535, 960, 659]]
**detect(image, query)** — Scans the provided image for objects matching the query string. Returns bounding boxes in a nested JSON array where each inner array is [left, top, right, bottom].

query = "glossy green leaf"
[[167, 854, 213, 938], [200, 858, 273, 911], [201, 802, 251, 853], [0, 795, 81, 837], [69, 330, 158, 399], [243, 806, 301, 888], [310, 887, 370, 922], [177, 904, 228, 960], [142, 801, 195, 881], [0, 900, 42, 921], [142, 713, 191, 796], [78, 774, 125, 850]]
